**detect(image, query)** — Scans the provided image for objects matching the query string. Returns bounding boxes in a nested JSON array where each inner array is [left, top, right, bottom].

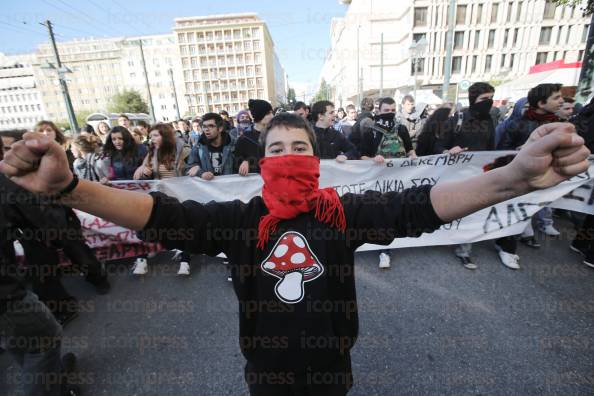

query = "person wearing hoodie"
[[498, 84, 565, 242], [235, 100, 273, 175], [311, 100, 359, 162], [230, 110, 254, 141], [397, 95, 427, 148], [494, 98, 528, 148], [185, 112, 235, 180], [2, 112, 589, 396], [348, 97, 375, 153]]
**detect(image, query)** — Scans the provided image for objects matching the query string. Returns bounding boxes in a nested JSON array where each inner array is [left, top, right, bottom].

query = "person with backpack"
[[358, 96, 416, 269], [72, 133, 109, 182], [2, 112, 589, 396]]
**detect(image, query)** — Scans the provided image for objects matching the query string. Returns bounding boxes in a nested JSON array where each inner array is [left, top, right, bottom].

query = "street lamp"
[[409, 37, 428, 100]]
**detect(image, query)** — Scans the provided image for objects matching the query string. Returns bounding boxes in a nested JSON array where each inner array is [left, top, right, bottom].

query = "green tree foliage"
[[313, 79, 331, 102], [287, 87, 297, 104], [553, 0, 594, 15], [108, 89, 149, 114]]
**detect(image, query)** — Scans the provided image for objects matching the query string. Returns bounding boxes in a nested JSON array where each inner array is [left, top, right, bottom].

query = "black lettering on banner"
[[517, 202, 542, 220], [441, 219, 462, 231], [483, 207, 504, 234]]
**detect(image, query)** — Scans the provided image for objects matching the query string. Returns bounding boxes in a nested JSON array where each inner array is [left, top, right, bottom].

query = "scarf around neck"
[[257, 155, 346, 249], [524, 107, 560, 123]]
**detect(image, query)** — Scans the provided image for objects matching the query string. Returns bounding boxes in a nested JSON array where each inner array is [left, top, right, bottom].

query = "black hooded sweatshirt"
[[139, 184, 444, 380]]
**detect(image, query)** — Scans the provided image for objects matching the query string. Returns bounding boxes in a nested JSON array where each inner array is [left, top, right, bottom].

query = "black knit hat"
[[248, 99, 273, 122]]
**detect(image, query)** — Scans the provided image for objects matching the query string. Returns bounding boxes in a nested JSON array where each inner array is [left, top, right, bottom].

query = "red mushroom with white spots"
[[261, 231, 324, 304]]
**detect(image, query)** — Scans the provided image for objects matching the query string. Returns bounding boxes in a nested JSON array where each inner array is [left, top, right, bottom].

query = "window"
[[476, 4, 483, 23], [539, 27, 552, 45], [536, 52, 548, 64], [452, 56, 462, 73], [506, 2, 513, 22], [579, 50, 584, 61], [583, 25, 590, 43], [474, 31, 481, 49], [414, 7, 428, 27], [491, 3, 499, 23], [411, 58, 424, 74], [501, 54, 506, 68], [567, 26, 574, 44], [413, 33, 426, 43], [485, 55, 492, 72], [454, 31, 464, 49], [456, 5, 467, 24], [543, 0, 556, 19], [510, 53, 516, 69], [488, 30, 496, 48], [503, 29, 510, 47], [513, 28, 520, 46]]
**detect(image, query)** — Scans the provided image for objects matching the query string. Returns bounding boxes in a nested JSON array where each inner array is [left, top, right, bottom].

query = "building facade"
[[321, 0, 590, 106], [173, 13, 286, 116], [0, 53, 47, 130]]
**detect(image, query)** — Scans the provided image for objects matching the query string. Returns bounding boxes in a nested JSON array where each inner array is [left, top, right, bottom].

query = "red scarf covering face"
[[524, 107, 560, 123], [257, 155, 346, 249]]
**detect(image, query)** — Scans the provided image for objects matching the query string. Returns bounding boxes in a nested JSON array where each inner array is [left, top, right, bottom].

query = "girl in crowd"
[[95, 121, 111, 144], [133, 123, 192, 276], [1, 114, 588, 395], [101, 126, 147, 182], [71, 133, 109, 182], [34, 120, 75, 169], [415, 106, 454, 156]]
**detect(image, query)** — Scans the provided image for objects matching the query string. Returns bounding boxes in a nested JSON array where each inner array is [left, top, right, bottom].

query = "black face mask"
[[470, 99, 493, 117], [374, 112, 396, 131]]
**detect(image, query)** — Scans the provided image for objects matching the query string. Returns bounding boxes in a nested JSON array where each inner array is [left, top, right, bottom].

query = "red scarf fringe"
[[524, 107, 560, 123]]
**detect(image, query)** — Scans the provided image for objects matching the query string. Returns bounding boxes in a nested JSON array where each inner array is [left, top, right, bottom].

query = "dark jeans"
[[495, 236, 517, 254], [0, 291, 63, 396], [245, 355, 352, 396], [573, 214, 594, 254]]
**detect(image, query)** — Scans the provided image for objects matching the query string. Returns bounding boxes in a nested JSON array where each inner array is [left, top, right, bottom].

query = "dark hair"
[[219, 110, 229, 117], [0, 129, 25, 142], [360, 97, 374, 112], [73, 133, 101, 154], [260, 112, 317, 151], [563, 97, 575, 104], [102, 126, 138, 162], [137, 120, 150, 129], [378, 97, 396, 111], [34, 120, 65, 144], [148, 123, 177, 169], [468, 82, 495, 105], [118, 114, 130, 121], [82, 124, 95, 134], [201, 112, 224, 128], [527, 83, 562, 108], [424, 107, 453, 137], [311, 100, 334, 122], [293, 101, 308, 112], [402, 95, 415, 104]]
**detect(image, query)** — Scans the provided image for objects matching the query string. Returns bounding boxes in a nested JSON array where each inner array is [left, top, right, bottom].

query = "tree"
[[287, 87, 296, 105], [553, 0, 593, 15], [108, 89, 149, 114], [313, 79, 331, 102], [75, 109, 96, 128]]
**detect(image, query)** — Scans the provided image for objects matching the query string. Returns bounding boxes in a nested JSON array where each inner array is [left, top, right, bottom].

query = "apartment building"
[[0, 53, 47, 130], [173, 13, 287, 115], [321, 0, 590, 105]]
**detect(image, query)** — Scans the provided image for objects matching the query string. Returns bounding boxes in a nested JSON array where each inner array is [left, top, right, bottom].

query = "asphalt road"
[[2, 218, 594, 395]]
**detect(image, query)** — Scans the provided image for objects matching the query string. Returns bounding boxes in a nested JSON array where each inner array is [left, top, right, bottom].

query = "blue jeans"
[[535, 207, 554, 229], [1, 291, 63, 396]]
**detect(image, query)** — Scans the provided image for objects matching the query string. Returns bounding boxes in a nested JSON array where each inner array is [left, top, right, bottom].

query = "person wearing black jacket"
[[0, 139, 81, 396], [235, 99, 274, 175], [311, 100, 359, 161], [348, 97, 375, 153], [1, 113, 590, 396]]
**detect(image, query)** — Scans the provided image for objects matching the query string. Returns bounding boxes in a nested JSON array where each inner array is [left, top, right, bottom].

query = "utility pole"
[[441, 0, 457, 101], [42, 20, 78, 133], [137, 40, 155, 122], [380, 32, 384, 98], [576, 15, 594, 103], [356, 25, 361, 108], [168, 68, 181, 119]]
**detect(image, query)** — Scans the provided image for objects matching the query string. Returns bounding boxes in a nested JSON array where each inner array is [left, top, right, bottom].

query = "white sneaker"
[[177, 261, 190, 276], [497, 250, 520, 270], [379, 252, 391, 269], [132, 258, 148, 275], [541, 225, 560, 236]]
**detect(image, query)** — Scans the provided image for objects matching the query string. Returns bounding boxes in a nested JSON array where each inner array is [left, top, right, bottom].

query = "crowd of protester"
[[0, 80, 592, 395]]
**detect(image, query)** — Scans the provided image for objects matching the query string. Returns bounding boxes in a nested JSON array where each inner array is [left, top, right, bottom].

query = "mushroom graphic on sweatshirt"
[[260, 231, 324, 304]]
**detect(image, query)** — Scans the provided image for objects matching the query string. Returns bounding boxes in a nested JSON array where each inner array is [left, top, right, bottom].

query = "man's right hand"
[[187, 166, 200, 177], [201, 172, 214, 180], [0, 132, 72, 195]]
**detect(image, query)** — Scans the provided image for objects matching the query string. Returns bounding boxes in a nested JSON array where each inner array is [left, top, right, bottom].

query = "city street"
[[2, 218, 593, 395]]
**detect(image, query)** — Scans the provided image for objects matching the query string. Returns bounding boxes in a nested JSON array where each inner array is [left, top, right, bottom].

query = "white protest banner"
[[79, 152, 594, 259]]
